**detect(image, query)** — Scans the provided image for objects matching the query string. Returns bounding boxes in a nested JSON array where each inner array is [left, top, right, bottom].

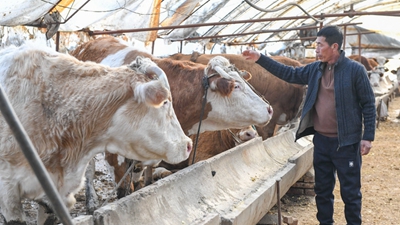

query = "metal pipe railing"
[[0, 85, 73, 225]]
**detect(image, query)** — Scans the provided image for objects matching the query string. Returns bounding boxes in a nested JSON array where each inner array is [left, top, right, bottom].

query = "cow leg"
[[37, 201, 58, 225], [0, 183, 26, 224], [85, 158, 99, 215], [152, 167, 173, 181], [117, 159, 139, 199], [143, 166, 153, 186]]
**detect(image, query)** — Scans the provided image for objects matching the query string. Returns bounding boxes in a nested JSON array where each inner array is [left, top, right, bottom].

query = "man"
[[242, 25, 376, 225]]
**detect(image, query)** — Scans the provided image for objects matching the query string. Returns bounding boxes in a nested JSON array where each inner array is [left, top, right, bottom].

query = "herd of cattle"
[[0, 36, 399, 224]]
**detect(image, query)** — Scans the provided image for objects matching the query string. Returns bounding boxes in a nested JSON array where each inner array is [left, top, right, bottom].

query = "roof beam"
[[172, 22, 362, 42], [88, 10, 400, 36], [227, 31, 375, 45]]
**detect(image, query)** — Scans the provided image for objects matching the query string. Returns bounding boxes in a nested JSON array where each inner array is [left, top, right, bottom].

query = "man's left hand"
[[360, 140, 372, 155]]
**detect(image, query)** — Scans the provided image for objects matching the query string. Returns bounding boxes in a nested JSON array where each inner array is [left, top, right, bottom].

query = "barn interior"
[[1, 1, 400, 225]]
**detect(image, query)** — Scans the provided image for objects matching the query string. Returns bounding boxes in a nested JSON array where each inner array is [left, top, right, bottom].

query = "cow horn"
[[212, 66, 231, 79], [144, 63, 170, 90], [129, 56, 170, 90]]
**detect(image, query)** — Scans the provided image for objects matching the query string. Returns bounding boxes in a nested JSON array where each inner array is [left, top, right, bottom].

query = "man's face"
[[315, 36, 335, 63]]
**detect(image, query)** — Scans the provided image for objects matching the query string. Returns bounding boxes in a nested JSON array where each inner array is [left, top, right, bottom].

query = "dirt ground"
[[269, 94, 400, 225]]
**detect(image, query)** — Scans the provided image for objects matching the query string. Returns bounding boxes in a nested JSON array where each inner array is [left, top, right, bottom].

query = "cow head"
[[237, 125, 258, 142], [103, 57, 192, 165], [368, 70, 384, 87], [188, 56, 273, 134], [391, 67, 400, 81]]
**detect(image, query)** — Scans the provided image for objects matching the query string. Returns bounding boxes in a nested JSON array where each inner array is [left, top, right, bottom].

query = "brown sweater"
[[313, 66, 338, 137]]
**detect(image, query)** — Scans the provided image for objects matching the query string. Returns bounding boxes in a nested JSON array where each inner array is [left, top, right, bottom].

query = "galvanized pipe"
[[89, 10, 400, 36], [177, 22, 362, 42], [0, 86, 73, 225]]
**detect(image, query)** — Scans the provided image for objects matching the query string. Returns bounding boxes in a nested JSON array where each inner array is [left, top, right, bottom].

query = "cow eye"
[[163, 100, 169, 106], [234, 84, 240, 89]]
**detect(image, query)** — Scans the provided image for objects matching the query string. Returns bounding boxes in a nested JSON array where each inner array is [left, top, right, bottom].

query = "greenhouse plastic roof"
[[1, 0, 400, 47]]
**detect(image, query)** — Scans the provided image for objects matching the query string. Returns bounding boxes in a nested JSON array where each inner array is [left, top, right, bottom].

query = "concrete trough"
[[73, 129, 313, 225]]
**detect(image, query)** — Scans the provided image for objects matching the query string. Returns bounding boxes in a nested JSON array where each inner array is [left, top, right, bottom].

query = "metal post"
[[343, 25, 347, 51], [276, 178, 282, 225], [0, 86, 73, 225], [358, 32, 362, 58]]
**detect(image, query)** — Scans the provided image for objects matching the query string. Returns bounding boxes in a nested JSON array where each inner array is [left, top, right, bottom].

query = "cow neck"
[[191, 72, 218, 164]]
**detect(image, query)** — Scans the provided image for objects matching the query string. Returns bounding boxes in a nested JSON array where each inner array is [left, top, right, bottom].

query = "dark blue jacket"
[[256, 51, 376, 147]]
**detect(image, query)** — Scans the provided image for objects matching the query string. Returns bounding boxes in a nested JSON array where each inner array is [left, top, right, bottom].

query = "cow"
[[298, 57, 316, 65], [348, 54, 374, 71], [390, 67, 400, 96], [284, 42, 305, 60], [0, 43, 193, 224], [70, 37, 273, 134], [169, 52, 306, 140], [70, 36, 273, 208], [348, 55, 393, 94], [368, 69, 387, 95], [368, 58, 379, 69]]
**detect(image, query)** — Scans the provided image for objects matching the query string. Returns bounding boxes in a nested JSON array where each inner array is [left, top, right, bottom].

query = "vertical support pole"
[[343, 25, 347, 51], [358, 32, 362, 59], [56, 31, 60, 52], [276, 179, 282, 225]]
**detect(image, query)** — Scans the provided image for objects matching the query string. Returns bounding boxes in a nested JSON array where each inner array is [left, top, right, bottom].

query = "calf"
[[0, 43, 192, 224]]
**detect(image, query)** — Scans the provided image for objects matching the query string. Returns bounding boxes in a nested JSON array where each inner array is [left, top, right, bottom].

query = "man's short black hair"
[[317, 25, 343, 50]]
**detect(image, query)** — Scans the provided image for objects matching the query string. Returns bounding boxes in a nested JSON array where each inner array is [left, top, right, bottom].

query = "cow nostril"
[[187, 142, 192, 153], [268, 106, 273, 115]]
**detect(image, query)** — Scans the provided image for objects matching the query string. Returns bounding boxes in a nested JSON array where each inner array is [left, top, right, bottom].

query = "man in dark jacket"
[[242, 25, 376, 225]]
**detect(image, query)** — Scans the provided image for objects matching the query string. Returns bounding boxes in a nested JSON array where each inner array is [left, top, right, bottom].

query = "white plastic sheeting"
[[1, 0, 400, 54]]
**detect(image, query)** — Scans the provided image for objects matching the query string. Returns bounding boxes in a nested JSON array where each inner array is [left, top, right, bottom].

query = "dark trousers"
[[313, 132, 362, 225]]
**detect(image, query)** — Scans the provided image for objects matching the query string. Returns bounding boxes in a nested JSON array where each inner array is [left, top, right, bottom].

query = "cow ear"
[[239, 70, 252, 80], [136, 81, 170, 108]]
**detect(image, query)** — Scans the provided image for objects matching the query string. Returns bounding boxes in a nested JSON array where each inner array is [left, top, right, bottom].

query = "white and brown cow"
[[0, 43, 192, 224], [348, 54, 375, 71], [169, 52, 306, 140], [367, 69, 389, 96], [70, 36, 273, 204], [71, 37, 273, 134]]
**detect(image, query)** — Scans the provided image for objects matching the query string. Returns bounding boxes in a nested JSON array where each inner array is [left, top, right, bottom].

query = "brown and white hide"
[[169, 52, 306, 140], [348, 55, 374, 71], [0, 43, 191, 224], [70, 36, 273, 201]]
